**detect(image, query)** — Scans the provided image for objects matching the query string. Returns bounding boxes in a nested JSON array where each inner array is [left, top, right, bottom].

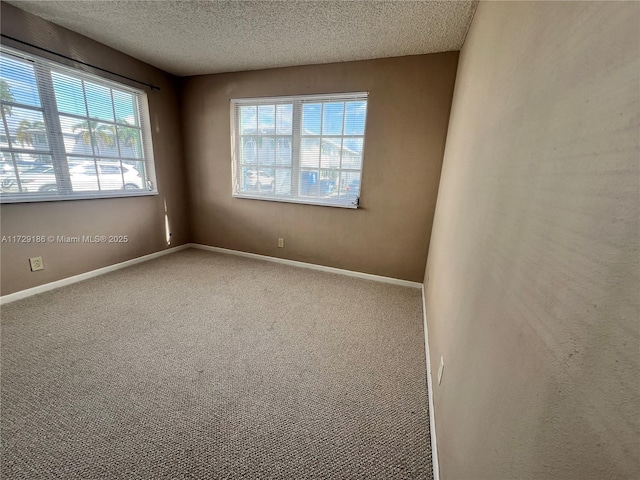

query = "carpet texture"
[[1, 249, 433, 479]]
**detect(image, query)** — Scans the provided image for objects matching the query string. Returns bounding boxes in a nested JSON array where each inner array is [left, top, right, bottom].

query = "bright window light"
[[0, 45, 156, 203], [231, 92, 368, 208]]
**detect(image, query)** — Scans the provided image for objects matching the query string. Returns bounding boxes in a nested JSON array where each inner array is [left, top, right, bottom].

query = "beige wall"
[[0, 2, 190, 296], [425, 2, 639, 479], [181, 54, 458, 282]]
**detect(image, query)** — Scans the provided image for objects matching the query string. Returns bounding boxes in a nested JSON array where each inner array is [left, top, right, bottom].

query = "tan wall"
[[181, 54, 458, 282], [425, 2, 640, 479], [0, 2, 190, 296]]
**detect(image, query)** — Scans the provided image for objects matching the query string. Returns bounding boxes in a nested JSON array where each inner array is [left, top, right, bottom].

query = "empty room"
[[0, 1, 638, 479]]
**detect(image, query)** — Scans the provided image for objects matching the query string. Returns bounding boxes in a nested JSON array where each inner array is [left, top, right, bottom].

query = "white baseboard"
[[0, 244, 190, 305], [422, 284, 440, 480], [2, 242, 421, 304], [188, 243, 422, 289]]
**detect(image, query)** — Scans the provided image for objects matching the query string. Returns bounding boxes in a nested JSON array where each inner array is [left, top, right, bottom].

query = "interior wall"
[[0, 2, 190, 296], [425, 2, 639, 479], [181, 54, 458, 282]]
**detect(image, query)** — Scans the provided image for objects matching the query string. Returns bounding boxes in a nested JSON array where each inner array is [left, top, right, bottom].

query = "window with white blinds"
[[231, 92, 368, 208], [0, 45, 156, 203]]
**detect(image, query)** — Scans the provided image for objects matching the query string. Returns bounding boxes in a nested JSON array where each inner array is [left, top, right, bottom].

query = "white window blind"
[[0, 45, 156, 203], [231, 92, 368, 208]]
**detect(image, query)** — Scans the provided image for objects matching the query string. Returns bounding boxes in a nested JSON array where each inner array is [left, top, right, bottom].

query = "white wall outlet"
[[278, 238, 285, 248], [437, 356, 444, 386], [29, 256, 44, 271]]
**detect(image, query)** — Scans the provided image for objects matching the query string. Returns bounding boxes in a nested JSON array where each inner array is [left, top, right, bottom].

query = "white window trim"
[[0, 45, 157, 204], [230, 92, 368, 209]]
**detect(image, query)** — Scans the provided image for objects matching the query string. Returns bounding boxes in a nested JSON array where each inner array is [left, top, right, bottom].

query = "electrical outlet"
[[278, 238, 285, 248], [437, 356, 444, 386], [29, 256, 44, 271]]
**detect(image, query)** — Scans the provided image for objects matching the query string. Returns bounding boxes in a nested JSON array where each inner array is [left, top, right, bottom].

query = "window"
[[231, 92, 368, 208], [0, 45, 156, 203]]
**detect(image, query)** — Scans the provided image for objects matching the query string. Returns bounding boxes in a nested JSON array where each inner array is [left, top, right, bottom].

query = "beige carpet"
[[1, 248, 433, 479]]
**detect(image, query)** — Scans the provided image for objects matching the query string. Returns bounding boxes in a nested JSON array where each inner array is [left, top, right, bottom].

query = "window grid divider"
[[290, 100, 302, 198], [35, 63, 71, 193], [338, 102, 346, 199]]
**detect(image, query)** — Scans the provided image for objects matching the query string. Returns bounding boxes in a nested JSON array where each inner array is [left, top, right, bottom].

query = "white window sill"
[[233, 193, 359, 209], [0, 190, 158, 204]]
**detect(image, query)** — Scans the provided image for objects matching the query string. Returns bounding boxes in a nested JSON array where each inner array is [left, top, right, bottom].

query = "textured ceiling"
[[7, 1, 477, 77]]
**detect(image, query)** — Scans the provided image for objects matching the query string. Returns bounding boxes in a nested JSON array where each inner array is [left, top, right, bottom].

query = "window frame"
[[230, 92, 368, 209], [0, 45, 157, 204]]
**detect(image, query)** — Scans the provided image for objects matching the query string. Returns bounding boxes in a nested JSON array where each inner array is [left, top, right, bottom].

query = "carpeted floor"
[[1, 248, 432, 479]]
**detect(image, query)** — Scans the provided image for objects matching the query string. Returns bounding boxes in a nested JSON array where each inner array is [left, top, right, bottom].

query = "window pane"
[[276, 137, 292, 166], [0, 156, 20, 193], [300, 170, 319, 197], [52, 72, 86, 117], [69, 159, 99, 192], [241, 136, 257, 164], [59, 116, 92, 155], [319, 169, 337, 198], [241, 166, 256, 192], [341, 138, 363, 170], [240, 106, 256, 135], [300, 138, 320, 168], [117, 125, 142, 159], [258, 105, 275, 133], [85, 81, 114, 122], [340, 171, 361, 201], [322, 102, 344, 135], [97, 160, 124, 190], [1, 154, 54, 194], [276, 104, 292, 135], [0, 56, 40, 107], [241, 167, 273, 192], [5, 107, 48, 150], [92, 122, 117, 157], [0, 123, 8, 148], [320, 138, 342, 168], [302, 103, 321, 135], [122, 160, 145, 190], [113, 90, 137, 125], [257, 167, 274, 193], [258, 136, 275, 165], [275, 168, 291, 195], [344, 101, 367, 135]]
